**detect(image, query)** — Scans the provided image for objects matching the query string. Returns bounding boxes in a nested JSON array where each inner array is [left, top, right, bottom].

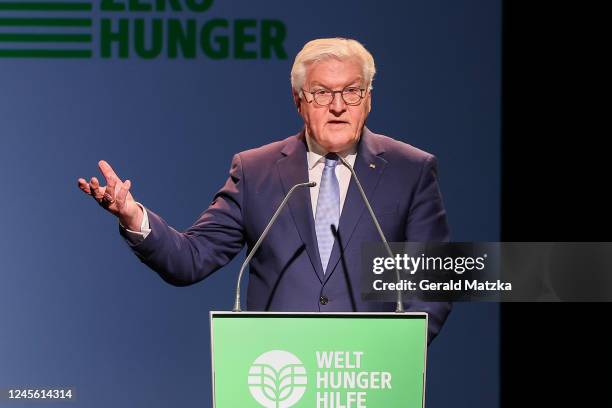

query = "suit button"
[[319, 296, 328, 305]]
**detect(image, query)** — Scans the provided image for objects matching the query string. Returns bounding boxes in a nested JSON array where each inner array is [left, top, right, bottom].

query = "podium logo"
[[248, 350, 307, 408]]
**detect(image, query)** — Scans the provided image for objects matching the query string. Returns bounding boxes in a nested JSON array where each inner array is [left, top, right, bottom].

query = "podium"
[[210, 311, 428, 408]]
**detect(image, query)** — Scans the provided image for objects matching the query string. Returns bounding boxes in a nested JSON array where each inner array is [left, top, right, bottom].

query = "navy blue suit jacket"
[[122, 127, 452, 342]]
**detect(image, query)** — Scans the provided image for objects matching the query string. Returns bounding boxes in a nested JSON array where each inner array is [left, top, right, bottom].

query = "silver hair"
[[291, 38, 376, 96]]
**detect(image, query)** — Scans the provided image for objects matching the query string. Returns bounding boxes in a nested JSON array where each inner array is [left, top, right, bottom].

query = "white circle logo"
[[248, 350, 307, 408]]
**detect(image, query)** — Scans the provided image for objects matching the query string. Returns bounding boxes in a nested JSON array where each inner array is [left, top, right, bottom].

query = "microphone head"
[[307, 181, 317, 187]]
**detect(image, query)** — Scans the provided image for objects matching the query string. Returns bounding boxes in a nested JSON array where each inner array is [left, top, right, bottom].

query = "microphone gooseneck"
[[232, 181, 316, 312], [337, 155, 405, 312]]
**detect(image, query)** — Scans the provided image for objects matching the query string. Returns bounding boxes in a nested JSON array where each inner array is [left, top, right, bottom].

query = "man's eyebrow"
[[309, 81, 328, 88], [309, 78, 364, 89]]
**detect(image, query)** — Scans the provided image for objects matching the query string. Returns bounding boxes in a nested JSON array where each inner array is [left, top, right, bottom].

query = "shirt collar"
[[305, 128, 358, 170]]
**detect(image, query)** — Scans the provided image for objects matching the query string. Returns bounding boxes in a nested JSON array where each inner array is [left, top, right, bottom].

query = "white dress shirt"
[[122, 131, 358, 242], [305, 130, 357, 219]]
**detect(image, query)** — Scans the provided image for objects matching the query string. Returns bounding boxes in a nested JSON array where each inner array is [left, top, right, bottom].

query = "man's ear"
[[292, 90, 301, 113]]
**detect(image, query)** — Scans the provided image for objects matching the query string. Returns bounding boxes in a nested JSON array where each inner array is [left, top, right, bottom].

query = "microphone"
[[233, 181, 317, 312], [337, 155, 405, 312]]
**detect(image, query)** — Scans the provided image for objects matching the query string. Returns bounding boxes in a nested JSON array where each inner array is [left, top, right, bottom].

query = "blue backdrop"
[[0, 1, 500, 407]]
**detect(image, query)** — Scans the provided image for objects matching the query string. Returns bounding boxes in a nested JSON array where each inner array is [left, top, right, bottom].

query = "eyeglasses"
[[301, 86, 366, 106]]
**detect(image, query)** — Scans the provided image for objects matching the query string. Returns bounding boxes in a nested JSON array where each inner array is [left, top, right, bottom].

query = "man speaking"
[[77, 38, 451, 343]]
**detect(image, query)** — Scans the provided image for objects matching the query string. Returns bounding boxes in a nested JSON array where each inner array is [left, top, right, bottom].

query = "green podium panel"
[[210, 312, 428, 408]]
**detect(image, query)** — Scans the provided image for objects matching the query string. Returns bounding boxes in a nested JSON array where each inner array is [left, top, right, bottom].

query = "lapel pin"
[[369, 163, 376, 169]]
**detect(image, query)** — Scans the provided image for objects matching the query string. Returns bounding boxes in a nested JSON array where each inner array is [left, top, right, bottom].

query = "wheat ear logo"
[[248, 350, 307, 408]]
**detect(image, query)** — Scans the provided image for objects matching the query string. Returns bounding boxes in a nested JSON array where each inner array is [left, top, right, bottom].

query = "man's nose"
[[329, 92, 347, 114]]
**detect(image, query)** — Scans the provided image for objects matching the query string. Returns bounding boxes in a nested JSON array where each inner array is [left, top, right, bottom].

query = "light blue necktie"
[[315, 153, 340, 273]]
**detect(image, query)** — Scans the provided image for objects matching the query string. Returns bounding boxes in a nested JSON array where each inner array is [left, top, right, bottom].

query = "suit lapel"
[[277, 131, 325, 283], [323, 128, 388, 281]]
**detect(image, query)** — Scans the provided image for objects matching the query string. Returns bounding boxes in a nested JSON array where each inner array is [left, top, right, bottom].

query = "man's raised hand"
[[77, 160, 143, 231]]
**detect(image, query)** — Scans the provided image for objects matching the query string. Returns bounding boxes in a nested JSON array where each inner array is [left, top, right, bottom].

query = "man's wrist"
[[120, 204, 144, 232]]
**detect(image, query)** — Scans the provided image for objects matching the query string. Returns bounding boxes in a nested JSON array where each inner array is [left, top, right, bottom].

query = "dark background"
[[501, 1, 611, 406]]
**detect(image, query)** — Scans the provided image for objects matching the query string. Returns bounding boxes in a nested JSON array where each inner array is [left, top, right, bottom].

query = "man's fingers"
[[116, 180, 131, 210], [78, 178, 91, 195], [98, 160, 120, 186], [98, 160, 120, 202], [89, 177, 104, 201], [104, 176, 117, 202], [82, 162, 129, 211]]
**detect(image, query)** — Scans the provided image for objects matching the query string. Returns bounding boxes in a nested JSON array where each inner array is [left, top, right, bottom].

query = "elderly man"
[[78, 38, 451, 343]]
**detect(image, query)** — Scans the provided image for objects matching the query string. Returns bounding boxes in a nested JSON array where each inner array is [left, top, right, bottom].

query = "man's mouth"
[[327, 120, 349, 125]]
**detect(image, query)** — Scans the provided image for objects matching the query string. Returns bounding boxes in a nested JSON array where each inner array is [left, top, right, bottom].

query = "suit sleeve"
[[403, 154, 453, 344], [120, 154, 246, 286]]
